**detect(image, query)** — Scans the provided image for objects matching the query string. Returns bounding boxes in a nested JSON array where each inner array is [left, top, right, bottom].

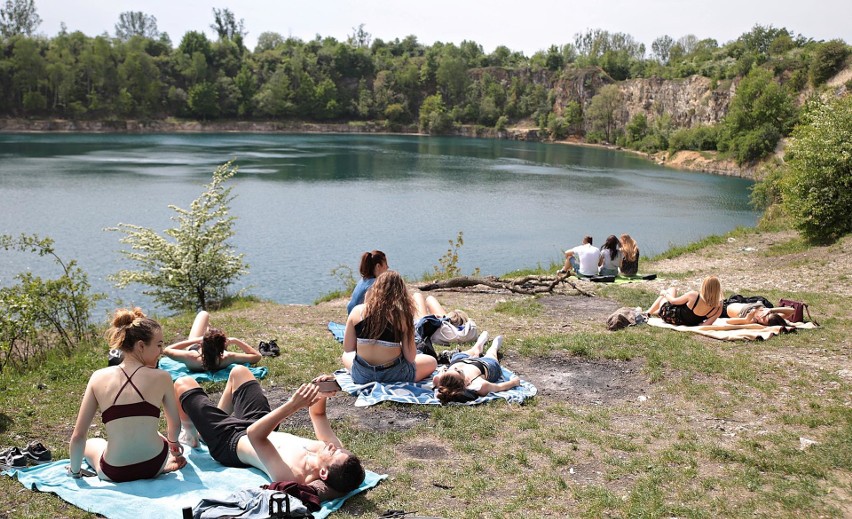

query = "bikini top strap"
[[112, 365, 147, 405]]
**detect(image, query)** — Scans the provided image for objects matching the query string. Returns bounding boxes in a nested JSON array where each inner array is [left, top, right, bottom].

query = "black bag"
[[107, 348, 123, 366], [590, 275, 616, 283]]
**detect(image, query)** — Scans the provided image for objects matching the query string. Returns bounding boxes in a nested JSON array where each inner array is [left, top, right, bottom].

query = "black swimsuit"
[[660, 296, 715, 326]]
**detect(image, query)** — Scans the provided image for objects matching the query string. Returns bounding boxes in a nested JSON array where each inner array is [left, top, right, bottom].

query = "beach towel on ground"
[[647, 317, 816, 341], [328, 321, 346, 343], [158, 356, 268, 382], [612, 274, 656, 284], [3, 443, 385, 519], [333, 368, 537, 407]]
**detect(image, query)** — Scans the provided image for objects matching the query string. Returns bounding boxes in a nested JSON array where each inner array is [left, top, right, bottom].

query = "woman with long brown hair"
[[69, 308, 186, 482], [342, 270, 437, 383]]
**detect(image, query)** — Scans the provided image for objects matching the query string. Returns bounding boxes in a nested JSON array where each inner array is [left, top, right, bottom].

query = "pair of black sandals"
[[0, 441, 52, 471], [258, 339, 280, 357]]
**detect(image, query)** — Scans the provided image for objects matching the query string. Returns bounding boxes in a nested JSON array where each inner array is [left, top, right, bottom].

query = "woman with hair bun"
[[346, 250, 388, 315], [68, 308, 186, 482], [163, 311, 261, 372]]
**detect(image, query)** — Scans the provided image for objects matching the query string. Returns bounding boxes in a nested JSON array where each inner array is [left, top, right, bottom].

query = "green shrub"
[[669, 125, 720, 151], [494, 115, 508, 131], [384, 103, 407, 123], [809, 40, 850, 86], [0, 234, 103, 372], [718, 67, 795, 164], [749, 161, 787, 210], [782, 95, 852, 243], [109, 161, 249, 311]]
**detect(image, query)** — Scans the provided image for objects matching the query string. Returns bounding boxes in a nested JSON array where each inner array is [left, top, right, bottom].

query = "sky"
[[33, 0, 852, 55]]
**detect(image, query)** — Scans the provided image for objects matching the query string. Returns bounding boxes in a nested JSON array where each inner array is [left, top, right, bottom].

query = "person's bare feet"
[[180, 423, 199, 448], [484, 335, 503, 359], [163, 454, 187, 473], [471, 331, 489, 357]]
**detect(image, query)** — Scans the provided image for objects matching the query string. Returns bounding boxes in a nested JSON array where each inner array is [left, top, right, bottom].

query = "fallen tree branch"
[[417, 274, 594, 297]]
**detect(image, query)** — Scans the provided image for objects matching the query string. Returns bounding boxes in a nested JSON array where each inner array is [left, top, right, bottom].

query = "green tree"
[[652, 35, 674, 64], [435, 51, 468, 106], [118, 45, 162, 116], [115, 11, 159, 41], [419, 93, 451, 134], [809, 40, 849, 86], [109, 161, 248, 311], [210, 7, 245, 50], [782, 96, 852, 243], [253, 68, 293, 117], [718, 67, 795, 164], [188, 81, 219, 119], [624, 112, 648, 144], [585, 84, 621, 142], [0, 0, 41, 38]]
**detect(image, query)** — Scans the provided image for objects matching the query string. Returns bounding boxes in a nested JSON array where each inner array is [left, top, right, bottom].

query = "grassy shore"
[[1, 226, 850, 518]]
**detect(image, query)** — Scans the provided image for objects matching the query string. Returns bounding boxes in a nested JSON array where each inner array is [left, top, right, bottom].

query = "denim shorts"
[[351, 354, 416, 384], [449, 353, 502, 383]]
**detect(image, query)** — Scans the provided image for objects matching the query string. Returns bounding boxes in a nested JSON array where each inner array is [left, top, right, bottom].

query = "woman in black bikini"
[[647, 276, 723, 326], [432, 334, 521, 404], [69, 308, 186, 482]]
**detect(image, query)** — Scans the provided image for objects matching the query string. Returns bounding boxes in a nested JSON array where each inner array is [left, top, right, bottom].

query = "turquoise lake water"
[[0, 133, 757, 313]]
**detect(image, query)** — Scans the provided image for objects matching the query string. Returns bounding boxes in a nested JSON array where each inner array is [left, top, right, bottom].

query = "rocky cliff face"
[[549, 68, 737, 130]]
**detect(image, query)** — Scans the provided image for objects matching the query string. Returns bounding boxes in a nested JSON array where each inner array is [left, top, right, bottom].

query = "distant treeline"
[[0, 3, 850, 163]]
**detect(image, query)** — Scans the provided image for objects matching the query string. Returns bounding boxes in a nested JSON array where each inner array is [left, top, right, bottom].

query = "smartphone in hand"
[[315, 379, 341, 393]]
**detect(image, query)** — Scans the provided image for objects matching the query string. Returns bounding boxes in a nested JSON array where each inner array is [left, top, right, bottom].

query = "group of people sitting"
[[559, 234, 640, 278], [69, 308, 366, 498], [343, 250, 521, 404]]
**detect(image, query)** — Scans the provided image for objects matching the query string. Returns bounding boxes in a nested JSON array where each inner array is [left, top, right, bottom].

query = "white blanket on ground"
[[647, 317, 816, 341]]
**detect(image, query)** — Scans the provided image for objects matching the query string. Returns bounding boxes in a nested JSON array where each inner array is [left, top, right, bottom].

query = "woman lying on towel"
[[432, 335, 520, 404], [342, 270, 437, 384], [69, 308, 186, 482], [723, 303, 795, 328], [163, 311, 261, 372], [647, 276, 723, 326]]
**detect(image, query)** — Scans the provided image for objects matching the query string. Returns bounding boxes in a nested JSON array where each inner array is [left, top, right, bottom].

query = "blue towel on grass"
[[3, 443, 385, 519], [334, 367, 537, 407], [158, 356, 268, 382], [328, 321, 345, 343]]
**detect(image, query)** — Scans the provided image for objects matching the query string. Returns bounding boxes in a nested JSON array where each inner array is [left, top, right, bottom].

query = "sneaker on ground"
[[23, 441, 51, 464]]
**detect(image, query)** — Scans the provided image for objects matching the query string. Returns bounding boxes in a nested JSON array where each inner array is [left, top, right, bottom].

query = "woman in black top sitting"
[[647, 276, 723, 327], [432, 335, 520, 404], [342, 270, 437, 384]]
